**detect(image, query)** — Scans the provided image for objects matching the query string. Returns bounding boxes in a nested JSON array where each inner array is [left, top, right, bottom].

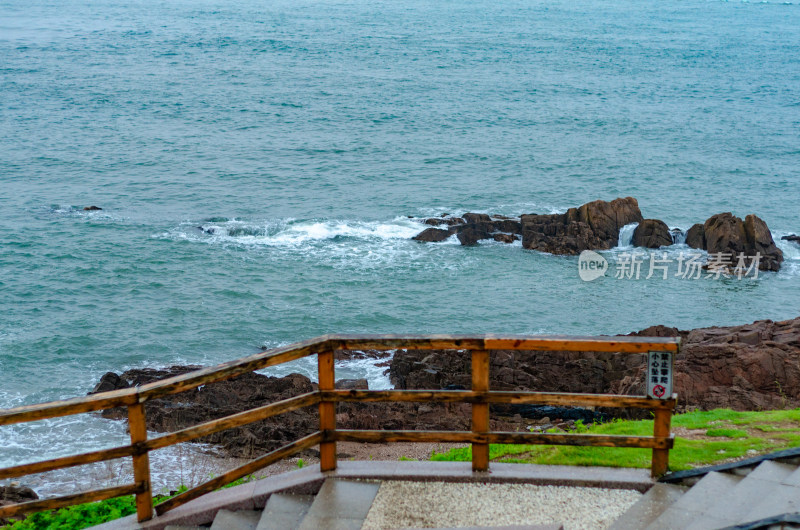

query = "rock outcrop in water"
[[632, 219, 673, 249], [411, 197, 785, 271], [412, 197, 642, 253], [691, 213, 784, 272]]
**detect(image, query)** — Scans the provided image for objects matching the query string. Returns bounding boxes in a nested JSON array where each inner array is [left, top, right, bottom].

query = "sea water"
[[1, 0, 799, 492]]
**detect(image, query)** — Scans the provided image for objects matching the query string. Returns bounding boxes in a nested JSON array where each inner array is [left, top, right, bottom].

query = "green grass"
[[431, 408, 800, 471]]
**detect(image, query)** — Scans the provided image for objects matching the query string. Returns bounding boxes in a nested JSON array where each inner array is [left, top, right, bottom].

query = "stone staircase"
[[164, 479, 380, 530], [611, 457, 800, 530]]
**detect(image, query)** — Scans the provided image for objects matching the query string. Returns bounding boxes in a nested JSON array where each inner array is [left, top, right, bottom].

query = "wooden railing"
[[0, 334, 679, 523]]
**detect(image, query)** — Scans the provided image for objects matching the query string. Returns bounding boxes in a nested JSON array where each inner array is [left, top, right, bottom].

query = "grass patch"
[[432, 408, 800, 471], [706, 428, 748, 438]]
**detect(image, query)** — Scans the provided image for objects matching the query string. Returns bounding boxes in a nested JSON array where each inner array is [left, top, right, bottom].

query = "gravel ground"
[[361, 481, 642, 530]]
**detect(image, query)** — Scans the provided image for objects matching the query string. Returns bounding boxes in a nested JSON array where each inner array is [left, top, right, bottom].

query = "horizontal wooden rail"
[[329, 334, 680, 353], [330, 430, 674, 449], [0, 389, 139, 427], [0, 445, 139, 481], [0, 484, 139, 519], [155, 432, 323, 516], [322, 390, 677, 409], [144, 392, 320, 451]]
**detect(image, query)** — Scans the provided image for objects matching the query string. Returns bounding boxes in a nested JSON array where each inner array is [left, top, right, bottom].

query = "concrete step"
[[608, 483, 687, 530], [645, 471, 743, 530], [210, 509, 261, 530], [164, 526, 205, 530], [740, 464, 800, 523], [683, 461, 798, 530], [256, 493, 315, 530], [297, 479, 381, 530], [782, 462, 800, 487]]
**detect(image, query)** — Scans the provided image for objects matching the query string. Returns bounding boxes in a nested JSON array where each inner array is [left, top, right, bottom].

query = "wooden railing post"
[[318, 350, 336, 471], [651, 405, 672, 478], [127, 402, 153, 522], [471, 349, 490, 472]]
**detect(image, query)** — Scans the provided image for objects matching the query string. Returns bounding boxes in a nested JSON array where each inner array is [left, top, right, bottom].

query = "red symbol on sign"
[[652, 385, 666, 398]]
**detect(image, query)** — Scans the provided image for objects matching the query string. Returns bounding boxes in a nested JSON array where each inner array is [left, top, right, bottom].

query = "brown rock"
[[576, 197, 644, 243], [685, 223, 705, 249], [82, 206, 102, 211], [462, 213, 492, 224], [89, 372, 130, 394], [335, 378, 369, 390], [632, 219, 673, 248], [1, 485, 38, 524], [492, 233, 519, 244], [424, 217, 463, 227], [412, 227, 452, 242], [781, 234, 800, 243], [744, 214, 783, 272], [457, 224, 491, 246], [521, 197, 643, 255], [703, 213, 783, 271]]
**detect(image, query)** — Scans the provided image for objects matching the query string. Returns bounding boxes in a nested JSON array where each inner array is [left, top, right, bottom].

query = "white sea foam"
[[615, 223, 639, 249]]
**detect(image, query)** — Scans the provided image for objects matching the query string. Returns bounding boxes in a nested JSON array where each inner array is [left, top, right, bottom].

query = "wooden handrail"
[[321, 390, 677, 409], [330, 430, 675, 449], [0, 334, 680, 524]]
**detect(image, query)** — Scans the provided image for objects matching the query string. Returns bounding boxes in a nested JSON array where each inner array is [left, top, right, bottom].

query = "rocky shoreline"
[[412, 197, 785, 271], [87, 316, 800, 461]]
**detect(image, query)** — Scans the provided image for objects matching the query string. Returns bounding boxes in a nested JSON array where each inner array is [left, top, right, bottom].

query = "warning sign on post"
[[646, 351, 673, 400]]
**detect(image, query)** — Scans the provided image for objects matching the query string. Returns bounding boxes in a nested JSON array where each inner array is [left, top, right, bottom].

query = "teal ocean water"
[[1, 0, 799, 490]]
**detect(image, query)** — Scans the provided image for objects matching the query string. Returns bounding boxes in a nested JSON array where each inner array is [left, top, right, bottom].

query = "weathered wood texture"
[[0, 484, 139, 519], [144, 392, 319, 451], [0, 445, 137, 481], [318, 350, 336, 472], [651, 395, 675, 477], [127, 403, 153, 522], [155, 432, 322, 516], [329, 334, 679, 353], [330, 430, 673, 449], [321, 390, 676, 409], [471, 350, 490, 472]]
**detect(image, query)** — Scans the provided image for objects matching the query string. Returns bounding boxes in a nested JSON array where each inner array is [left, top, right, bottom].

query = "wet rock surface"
[[410, 197, 784, 271], [632, 219, 673, 248], [701, 213, 783, 271], [0, 485, 38, 525]]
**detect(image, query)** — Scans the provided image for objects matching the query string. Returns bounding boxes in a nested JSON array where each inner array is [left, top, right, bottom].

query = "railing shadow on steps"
[[0, 334, 679, 523]]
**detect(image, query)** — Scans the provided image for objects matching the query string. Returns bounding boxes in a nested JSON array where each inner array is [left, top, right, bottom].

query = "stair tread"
[[645, 472, 743, 530], [297, 479, 380, 530], [210, 509, 261, 530], [683, 461, 799, 527], [782, 464, 800, 487], [608, 483, 687, 530], [741, 482, 800, 522], [257, 493, 315, 530]]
